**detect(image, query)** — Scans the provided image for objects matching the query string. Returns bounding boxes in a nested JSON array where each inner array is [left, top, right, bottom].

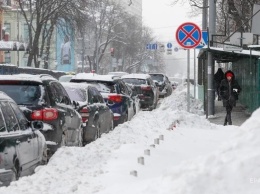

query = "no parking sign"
[[175, 22, 202, 49]]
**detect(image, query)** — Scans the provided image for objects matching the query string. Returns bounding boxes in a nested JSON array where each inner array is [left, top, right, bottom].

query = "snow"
[[121, 73, 151, 79], [1, 84, 260, 194]]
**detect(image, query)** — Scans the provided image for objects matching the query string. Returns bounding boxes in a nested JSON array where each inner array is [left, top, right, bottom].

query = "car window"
[[0, 106, 6, 132], [150, 74, 164, 82], [91, 82, 117, 93], [0, 102, 19, 132], [0, 84, 41, 105], [65, 87, 86, 102], [10, 102, 28, 131], [50, 82, 71, 105], [90, 87, 104, 103], [122, 78, 146, 85]]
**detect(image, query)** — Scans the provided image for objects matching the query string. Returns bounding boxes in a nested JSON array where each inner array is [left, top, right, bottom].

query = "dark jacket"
[[214, 68, 225, 88], [219, 70, 241, 107]]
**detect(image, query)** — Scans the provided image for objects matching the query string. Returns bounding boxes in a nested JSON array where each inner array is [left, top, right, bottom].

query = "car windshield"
[[64, 87, 86, 102], [122, 78, 146, 85], [150, 74, 164, 82], [0, 84, 41, 105]]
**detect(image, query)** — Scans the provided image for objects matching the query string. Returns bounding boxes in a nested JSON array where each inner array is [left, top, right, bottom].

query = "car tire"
[[94, 124, 101, 141], [78, 128, 83, 147]]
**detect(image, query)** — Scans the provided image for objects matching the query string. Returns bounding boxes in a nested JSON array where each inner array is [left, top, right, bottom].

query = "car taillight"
[[31, 108, 58, 121], [141, 86, 152, 91], [80, 107, 89, 123], [108, 95, 123, 103]]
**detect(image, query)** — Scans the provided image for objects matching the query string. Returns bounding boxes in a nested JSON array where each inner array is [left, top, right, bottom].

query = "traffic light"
[[110, 48, 115, 57]]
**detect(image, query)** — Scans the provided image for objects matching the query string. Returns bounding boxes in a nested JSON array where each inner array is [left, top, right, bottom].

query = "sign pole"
[[187, 49, 190, 112]]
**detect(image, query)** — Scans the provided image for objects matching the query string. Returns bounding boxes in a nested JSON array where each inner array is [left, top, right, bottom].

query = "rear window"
[[150, 74, 164, 82], [71, 80, 117, 93], [122, 78, 146, 85], [64, 87, 87, 102], [0, 84, 41, 105]]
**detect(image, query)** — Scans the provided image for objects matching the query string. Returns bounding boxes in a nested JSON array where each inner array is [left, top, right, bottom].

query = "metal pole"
[[17, 8, 20, 67], [194, 49, 196, 98], [207, 0, 216, 117], [81, 36, 85, 72], [187, 49, 190, 112]]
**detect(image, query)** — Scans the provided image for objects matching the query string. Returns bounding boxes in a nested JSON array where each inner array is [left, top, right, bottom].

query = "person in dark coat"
[[219, 70, 241, 126], [214, 68, 225, 101]]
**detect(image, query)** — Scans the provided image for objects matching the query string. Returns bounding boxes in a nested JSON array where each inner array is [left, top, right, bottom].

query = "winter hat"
[[226, 72, 233, 78]]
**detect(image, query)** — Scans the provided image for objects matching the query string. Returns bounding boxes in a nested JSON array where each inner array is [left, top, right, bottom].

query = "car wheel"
[[94, 124, 101, 141], [61, 132, 66, 146], [41, 144, 48, 165], [11, 160, 20, 182], [110, 120, 114, 131], [124, 112, 128, 122], [78, 128, 83, 147]]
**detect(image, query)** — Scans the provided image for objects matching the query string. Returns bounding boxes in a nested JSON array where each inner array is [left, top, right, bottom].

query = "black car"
[[149, 73, 173, 98], [0, 91, 47, 187], [70, 73, 135, 127], [121, 73, 159, 110], [0, 74, 83, 158], [62, 82, 114, 145]]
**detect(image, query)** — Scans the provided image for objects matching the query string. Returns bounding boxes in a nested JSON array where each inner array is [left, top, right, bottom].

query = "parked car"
[[0, 74, 83, 158], [70, 73, 135, 127], [0, 91, 47, 187], [107, 71, 129, 77], [121, 73, 159, 110], [58, 74, 74, 82], [62, 82, 114, 145], [149, 73, 173, 98]]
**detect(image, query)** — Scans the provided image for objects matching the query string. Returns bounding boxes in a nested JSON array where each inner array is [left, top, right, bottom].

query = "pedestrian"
[[214, 68, 225, 101], [219, 70, 241, 126]]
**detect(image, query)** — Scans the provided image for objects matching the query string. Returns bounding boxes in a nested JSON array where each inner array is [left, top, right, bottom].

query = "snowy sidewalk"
[[208, 100, 251, 126]]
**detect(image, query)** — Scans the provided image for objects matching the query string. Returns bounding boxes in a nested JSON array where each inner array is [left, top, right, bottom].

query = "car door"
[[90, 86, 111, 133], [0, 101, 35, 172], [49, 81, 82, 145], [9, 101, 40, 164], [118, 80, 134, 120]]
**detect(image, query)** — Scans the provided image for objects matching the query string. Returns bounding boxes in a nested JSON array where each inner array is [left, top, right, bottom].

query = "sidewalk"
[[207, 100, 251, 126]]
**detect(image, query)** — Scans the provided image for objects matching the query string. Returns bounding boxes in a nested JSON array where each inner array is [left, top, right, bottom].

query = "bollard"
[[130, 170, 138, 177], [150, 144, 156, 148], [137, 156, 145, 165], [144, 149, 150, 156], [154, 138, 160, 145], [159, 135, 164, 140]]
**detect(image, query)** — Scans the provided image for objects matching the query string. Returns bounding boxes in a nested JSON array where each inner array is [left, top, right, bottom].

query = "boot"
[[224, 118, 227, 126]]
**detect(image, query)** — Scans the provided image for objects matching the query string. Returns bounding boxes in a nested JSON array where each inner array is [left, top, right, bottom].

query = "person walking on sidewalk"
[[214, 68, 225, 101], [219, 70, 241, 126]]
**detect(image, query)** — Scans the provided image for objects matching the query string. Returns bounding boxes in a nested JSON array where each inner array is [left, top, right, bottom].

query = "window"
[[0, 107, 6, 132], [4, 22, 11, 35], [10, 102, 28, 131], [50, 82, 71, 105], [0, 102, 19, 132]]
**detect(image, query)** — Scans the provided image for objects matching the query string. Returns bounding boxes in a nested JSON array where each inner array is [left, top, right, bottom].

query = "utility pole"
[[207, 0, 216, 117]]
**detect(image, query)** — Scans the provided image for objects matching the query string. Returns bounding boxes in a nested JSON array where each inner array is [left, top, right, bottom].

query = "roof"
[[121, 73, 151, 80], [198, 46, 260, 63], [107, 72, 129, 77], [0, 74, 55, 82], [72, 73, 120, 81], [61, 82, 91, 90]]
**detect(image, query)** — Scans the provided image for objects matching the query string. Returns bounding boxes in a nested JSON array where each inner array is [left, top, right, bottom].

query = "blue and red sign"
[[175, 22, 202, 49]]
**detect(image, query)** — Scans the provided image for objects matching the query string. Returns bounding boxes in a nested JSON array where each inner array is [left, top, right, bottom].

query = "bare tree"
[[16, 0, 73, 67]]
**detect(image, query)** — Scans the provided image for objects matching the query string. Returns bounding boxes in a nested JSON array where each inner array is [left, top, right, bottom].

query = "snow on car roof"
[[0, 74, 45, 83], [61, 82, 91, 89], [121, 73, 151, 79], [72, 73, 120, 81]]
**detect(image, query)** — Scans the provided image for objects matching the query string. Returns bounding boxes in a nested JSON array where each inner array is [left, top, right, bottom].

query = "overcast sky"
[[142, 0, 203, 78]]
